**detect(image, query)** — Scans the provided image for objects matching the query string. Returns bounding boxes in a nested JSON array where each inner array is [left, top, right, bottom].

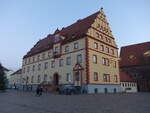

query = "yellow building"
[[21, 8, 121, 93]]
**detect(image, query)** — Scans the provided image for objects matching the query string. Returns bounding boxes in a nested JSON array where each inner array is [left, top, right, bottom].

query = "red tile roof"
[[120, 42, 150, 68], [24, 11, 99, 58], [120, 70, 135, 82]]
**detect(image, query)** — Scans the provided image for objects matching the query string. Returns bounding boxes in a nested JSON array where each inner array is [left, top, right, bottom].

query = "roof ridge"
[[121, 41, 150, 48]]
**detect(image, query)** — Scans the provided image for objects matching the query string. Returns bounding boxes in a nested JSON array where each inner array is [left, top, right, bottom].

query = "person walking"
[[39, 86, 43, 96], [36, 85, 40, 96]]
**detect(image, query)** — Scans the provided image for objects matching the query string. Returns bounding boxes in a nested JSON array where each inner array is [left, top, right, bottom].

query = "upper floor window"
[[48, 51, 52, 58], [37, 55, 40, 61], [28, 58, 31, 64], [42, 53, 45, 59], [105, 47, 109, 53], [77, 54, 82, 63], [27, 66, 30, 73], [96, 32, 100, 38], [102, 57, 109, 66], [24, 59, 27, 65], [65, 46, 69, 52], [59, 59, 64, 67], [94, 42, 98, 49], [44, 74, 48, 82], [23, 67, 26, 73], [32, 65, 35, 72], [93, 55, 97, 64], [114, 75, 118, 82], [32, 56, 35, 62], [66, 73, 72, 82], [99, 35, 103, 40], [110, 49, 114, 55], [66, 57, 71, 65], [93, 72, 98, 81], [113, 61, 117, 68], [100, 45, 104, 51], [54, 46, 59, 53], [44, 62, 48, 69], [37, 75, 41, 83], [51, 60, 55, 68], [38, 64, 41, 71], [74, 42, 79, 49], [107, 38, 111, 43]]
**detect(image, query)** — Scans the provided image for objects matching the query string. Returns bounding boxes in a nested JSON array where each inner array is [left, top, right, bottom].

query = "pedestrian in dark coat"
[[36, 86, 40, 96], [39, 87, 43, 96]]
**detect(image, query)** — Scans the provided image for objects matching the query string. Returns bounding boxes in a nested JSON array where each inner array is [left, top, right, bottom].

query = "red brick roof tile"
[[120, 70, 135, 82], [120, 42, 150, 67], [24, 11, 99, 58]]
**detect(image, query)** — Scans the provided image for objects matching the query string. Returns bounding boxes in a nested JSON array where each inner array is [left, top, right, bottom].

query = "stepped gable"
[[24, 11, 99, 58], [120, 42, 150, 67], [120, 70, 135, 82]]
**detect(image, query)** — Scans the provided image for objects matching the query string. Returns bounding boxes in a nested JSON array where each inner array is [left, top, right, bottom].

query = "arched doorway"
[[53, 73, 59, 85]]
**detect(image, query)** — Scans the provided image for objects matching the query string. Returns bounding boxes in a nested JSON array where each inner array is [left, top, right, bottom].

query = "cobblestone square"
[[0, 90, 150, 113]]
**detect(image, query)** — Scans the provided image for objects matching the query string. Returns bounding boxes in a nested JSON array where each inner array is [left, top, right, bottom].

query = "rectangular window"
[[27, 66, 30, 73], [105, 47, 109, 53], [25, 59, 27, 65], [65, 46, 69, 52], [28, 58, 31, 64], [23, 67, 26, 73], [38, 64, 41, 71], [113, 61, 117, 68], [102, 57, 109, 66], [66, 73, 72, 82], [103, 74, 110, 82], [51, 61, 55, 68], [77, 54, 82, 63], [54, 47, 59, 53], [44, 74, 47, 82], [31, 76, 34, 83], [107, 38, 111, 43], [66, 57, 71, 65], [37, 55, 40, 61], [32, 65, 35, 72], [110, 49, 114, 55], [93, 55, 97, 64], [94, 42, 98, 49], [42, 53, 45, 59], [37, 75, 41, 83], [59, 59, 64, 67], [100, 45, 104, 51], [96, 32, 99, 38], [74, 42, 79, 49], [114, 75, 118, 82], [48, 51, 52, 58], [44, 62, 48, 69], [93, 72, 98, 81], [32, 56, 35, 62]]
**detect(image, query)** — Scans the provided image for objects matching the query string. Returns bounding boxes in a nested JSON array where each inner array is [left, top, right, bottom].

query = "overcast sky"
[[0, 0, 150, 71]]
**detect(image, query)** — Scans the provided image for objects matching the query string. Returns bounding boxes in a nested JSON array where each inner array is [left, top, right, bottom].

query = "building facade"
[[120, 42, 150, 92], [21, 8, 121, 93], [10, 69, 22, 89]]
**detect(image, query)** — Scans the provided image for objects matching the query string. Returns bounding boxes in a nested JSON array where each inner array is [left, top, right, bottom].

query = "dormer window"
[[54, 47, 59, 53], [74, 42, 79, 49], [65, 46, 69, 52]]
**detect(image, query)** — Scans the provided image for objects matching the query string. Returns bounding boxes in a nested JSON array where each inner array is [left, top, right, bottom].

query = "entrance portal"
[[53, 73, 59, 85]]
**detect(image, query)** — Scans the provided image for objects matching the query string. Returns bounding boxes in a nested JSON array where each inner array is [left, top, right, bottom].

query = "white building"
[[120, 70, 137, 93], [10, 69, 22, 89]]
